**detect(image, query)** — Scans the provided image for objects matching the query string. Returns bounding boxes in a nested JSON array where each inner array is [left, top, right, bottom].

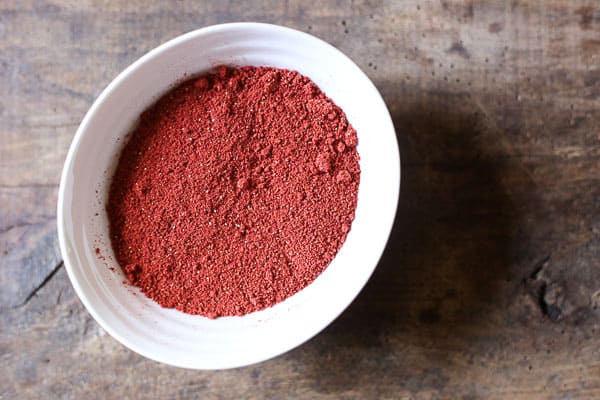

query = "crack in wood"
[[529, 255, 551, 280], [537, 282, 562, 322], [0, 216, 56, 235], [523, 255, 563, 321], [14, 260, 64, 308]]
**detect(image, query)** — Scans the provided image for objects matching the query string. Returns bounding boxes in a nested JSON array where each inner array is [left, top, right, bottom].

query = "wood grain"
[[1, 0, 599, 399]]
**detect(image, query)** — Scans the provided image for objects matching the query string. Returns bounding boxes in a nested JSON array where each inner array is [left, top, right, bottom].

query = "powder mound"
[[107, 66, 361, 318], [315, 152, 333, 173], [336, 169, 353, 184]]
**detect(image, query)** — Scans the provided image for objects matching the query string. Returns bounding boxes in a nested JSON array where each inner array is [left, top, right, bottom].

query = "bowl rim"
[[57, 22, 401, 369]]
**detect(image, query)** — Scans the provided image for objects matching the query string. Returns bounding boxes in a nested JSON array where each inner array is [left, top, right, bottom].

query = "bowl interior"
[[58, 23, 399, 369]]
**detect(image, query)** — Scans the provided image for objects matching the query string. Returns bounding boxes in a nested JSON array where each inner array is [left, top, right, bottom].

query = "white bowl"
[[57, 22, 400, 369]]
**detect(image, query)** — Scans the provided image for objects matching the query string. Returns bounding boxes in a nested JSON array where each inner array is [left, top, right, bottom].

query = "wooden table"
[[2, 1, 599, 398]]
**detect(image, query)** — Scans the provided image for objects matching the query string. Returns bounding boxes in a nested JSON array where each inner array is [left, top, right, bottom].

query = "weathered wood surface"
[[1, 0, 600, 398]]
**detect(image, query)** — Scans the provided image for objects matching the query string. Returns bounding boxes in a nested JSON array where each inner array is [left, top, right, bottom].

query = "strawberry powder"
[[107, 66, 360, 318]]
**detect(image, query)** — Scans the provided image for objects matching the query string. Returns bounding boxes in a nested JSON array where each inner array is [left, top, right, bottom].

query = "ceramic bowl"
[[57, 22, 400, 369]]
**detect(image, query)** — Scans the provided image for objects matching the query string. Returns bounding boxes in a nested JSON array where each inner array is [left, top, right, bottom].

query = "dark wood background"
[[2, 1, 600, 398]]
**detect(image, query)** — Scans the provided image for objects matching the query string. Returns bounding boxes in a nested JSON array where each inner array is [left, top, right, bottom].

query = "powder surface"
[[107, 66, 360, 318]]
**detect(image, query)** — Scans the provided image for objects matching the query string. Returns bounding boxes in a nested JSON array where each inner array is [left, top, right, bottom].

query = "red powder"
[[107, 66, 360, 318]]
